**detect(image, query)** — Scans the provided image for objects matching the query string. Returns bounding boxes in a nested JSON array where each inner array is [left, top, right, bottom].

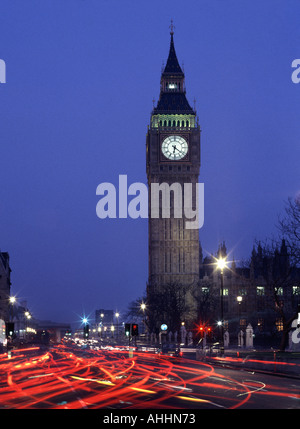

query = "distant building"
[[0, 252, 11, 322], [36, 320, 71, 343], [11, 300, 34, 339], [95, 309, 114, 327]]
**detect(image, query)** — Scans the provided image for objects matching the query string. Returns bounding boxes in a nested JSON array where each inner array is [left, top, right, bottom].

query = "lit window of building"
[[256, 286, 265, 296], [257, 318, 264, 332], [293, 286, 300, 295], [275, 318, 284, 332]]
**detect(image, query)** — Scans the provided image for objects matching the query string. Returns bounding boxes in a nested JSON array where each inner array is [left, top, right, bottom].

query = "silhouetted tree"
[[278, 197, 300, 266], [147, 282, 193, 334], [251, 198, 300, 350], [194, 279, 219, 326]]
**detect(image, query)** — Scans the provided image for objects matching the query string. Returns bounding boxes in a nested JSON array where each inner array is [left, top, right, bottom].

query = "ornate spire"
[[169, 19, 175, 36], [163, 21, 183, 76], [153, 24, 195, 115]]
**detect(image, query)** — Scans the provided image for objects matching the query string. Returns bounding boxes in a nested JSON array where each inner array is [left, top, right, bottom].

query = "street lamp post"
[[24, 311, 31, 341], [140, 302, 146, 335], [9, 296, 16, 322], [217, 258, 227, 356], [99, 313, 104, 339], [237, 296, 243, 329], [115, 312, 119, 339], [6, 296, 16, 355]]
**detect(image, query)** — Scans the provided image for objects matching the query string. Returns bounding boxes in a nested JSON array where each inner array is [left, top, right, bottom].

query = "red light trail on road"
[[0, 344, 299, 409]]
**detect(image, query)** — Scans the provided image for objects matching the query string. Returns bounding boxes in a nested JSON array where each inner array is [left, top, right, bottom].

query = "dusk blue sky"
[[0, 1, 299, 325]]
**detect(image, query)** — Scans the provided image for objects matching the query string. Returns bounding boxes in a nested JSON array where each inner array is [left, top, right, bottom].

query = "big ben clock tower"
[[146, 25, 201, 331]]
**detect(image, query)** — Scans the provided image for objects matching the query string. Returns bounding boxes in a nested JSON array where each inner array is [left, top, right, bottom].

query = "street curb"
[[195, 350, 300, 379]]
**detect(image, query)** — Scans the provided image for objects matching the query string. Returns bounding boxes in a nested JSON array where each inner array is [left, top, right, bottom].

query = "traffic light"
[[131, 324, 139, 336], [207, 327, 213, 339], [125, 323, 131, 337], [5, 322, 14, 338], [83, 323, 89, 339], [199, 326, 204, 337]]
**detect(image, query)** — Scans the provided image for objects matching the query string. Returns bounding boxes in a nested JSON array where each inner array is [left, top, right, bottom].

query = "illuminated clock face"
[[161, 136, 188, 160]]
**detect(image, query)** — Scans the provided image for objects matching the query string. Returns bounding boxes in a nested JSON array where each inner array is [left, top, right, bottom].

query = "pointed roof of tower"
[[162, 32, 184, 76], [153, 92, 194, 114], [153, 22, 195, 115]]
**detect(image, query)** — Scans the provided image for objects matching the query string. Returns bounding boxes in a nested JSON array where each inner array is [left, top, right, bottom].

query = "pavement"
[[194, 347, 300, 378]]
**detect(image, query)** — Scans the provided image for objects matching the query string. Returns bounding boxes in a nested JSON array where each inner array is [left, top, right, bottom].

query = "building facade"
[[199, 241, 300, 347], [146, 28, 201, 330], [0, 252, 11, 323]]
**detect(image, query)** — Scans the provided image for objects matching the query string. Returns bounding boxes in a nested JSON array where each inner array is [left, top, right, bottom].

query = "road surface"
[[0, 342, 299, 409]]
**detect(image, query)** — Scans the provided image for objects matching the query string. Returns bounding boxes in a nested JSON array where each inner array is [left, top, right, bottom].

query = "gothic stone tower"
[[146, 28, 201, 330]]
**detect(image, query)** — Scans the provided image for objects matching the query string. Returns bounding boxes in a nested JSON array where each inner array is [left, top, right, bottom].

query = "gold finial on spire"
[[169, 19, 175, 35]]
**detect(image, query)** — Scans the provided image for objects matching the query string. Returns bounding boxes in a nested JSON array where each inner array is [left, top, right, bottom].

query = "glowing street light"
[[216, 257, 227, 272], [9, 296, 16, 304]]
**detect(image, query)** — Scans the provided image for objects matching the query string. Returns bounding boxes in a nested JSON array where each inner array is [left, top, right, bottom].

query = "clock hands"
[[172, 144, 184, 156]]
